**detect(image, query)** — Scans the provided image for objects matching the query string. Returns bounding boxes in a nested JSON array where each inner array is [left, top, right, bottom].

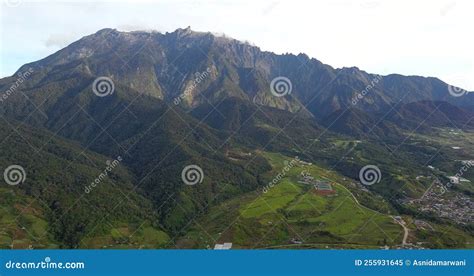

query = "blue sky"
[[1, 0, 473, 90]]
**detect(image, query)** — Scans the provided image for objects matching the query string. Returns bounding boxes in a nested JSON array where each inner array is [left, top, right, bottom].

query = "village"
[[400, 180, 473, 226], [297, 166, 336, 196]]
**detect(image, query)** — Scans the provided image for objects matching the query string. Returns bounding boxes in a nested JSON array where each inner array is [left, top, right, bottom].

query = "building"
[[290, 238, 302, 244], [313, 181, 336, 195], [448, 176, 460, 184], [214, 243, 232, 250]]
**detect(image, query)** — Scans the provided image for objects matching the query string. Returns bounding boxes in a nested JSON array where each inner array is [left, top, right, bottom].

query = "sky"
[[1, 0, 473, 90]]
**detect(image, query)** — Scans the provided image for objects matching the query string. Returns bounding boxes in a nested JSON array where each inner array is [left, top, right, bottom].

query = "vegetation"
[[0, 28, 472, 249]]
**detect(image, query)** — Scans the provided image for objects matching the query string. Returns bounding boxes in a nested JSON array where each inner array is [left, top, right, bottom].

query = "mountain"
[[0, 120, 168, 248], [322, 108, 402, 139], [191, 96, 324, 150], [3, 27, 473, 146], [0, 71, 272, 233], [0, 27, 472, 249], [6, 27, 473, 119], [385, 101, 474, 130]]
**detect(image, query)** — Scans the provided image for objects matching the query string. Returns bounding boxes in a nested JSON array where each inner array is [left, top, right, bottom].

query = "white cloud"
[[44, 33, 78, 48]]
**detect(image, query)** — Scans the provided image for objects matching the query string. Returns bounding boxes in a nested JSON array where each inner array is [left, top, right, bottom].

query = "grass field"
[[0, 188, 170, 249], [80, 222, 170, 249], [178, 151, 404, 248], [0, 188, 58, 249]]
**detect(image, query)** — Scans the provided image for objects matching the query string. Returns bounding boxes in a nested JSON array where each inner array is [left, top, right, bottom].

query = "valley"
[[0, 28, 472, 249], [178, 151, 473, 249]]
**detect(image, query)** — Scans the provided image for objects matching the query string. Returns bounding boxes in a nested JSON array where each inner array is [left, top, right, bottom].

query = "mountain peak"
[[176, 26, 192, 34], [166, 26, 212, 40], [95, 28, 117, 34], [9, 27, 474, 120]]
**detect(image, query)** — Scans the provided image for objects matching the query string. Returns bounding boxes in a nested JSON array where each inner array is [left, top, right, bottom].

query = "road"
[[337, 182, 409, 245], [391, 216, 409, 245]]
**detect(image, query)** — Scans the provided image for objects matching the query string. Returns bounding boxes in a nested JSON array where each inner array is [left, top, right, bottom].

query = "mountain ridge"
[[1, 27, 473, 249], [8, 27, 473, 120]]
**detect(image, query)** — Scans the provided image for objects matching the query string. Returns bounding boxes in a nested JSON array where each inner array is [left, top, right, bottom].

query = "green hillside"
[[178, 151, 473, 249], [0, 121, 168, 248]]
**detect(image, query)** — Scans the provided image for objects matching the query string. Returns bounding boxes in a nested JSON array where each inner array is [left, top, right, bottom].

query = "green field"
[[0, 188, 58, 249], [178, 152, 404, 248], [0, 187, 170, 249], [80, 223, 170, 249]]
